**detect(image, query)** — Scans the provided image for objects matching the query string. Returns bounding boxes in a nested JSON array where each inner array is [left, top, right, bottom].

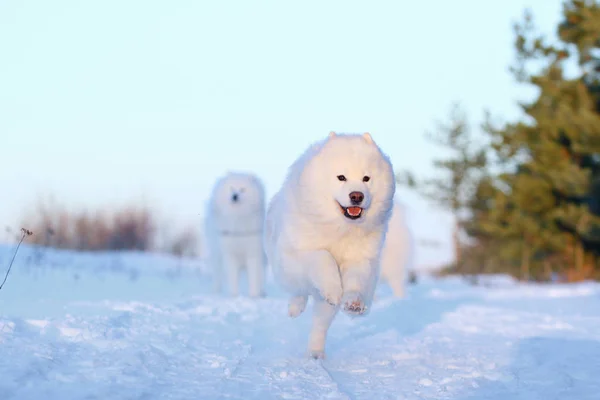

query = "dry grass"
[[18, 199, 199, 257], [22, 201, 155, 252], [165, 227, 199, 258]]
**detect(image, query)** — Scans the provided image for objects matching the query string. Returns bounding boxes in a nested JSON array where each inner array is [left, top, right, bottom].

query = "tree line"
[[402, 1, 600, 282]]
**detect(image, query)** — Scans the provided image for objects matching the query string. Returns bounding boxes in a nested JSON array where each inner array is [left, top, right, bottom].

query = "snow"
[[1, 244, 600, 399]]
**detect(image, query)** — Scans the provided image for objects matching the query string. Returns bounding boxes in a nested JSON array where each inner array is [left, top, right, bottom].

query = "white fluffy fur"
[[205, 171, 267, 298], [264, 132, 396, 358], [379, 202, 415, 297]]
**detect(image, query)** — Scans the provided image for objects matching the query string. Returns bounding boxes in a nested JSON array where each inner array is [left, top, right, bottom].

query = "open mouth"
[[338, 203, 363, 220]]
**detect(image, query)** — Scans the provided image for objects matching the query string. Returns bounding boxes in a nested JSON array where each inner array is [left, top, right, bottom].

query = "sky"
[[0, 0, 564, 269]]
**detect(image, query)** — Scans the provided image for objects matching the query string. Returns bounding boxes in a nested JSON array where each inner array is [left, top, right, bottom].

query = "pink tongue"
[[347, 207, 362, 216]]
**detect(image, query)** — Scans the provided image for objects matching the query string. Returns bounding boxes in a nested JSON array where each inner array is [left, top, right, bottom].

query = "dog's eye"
[[363, 176, 370, 182], [337, 175, 346, 181]]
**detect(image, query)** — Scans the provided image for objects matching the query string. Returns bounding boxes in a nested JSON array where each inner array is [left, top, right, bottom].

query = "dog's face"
[[298, 132, 396, 228], [212, 172, 265, 217]]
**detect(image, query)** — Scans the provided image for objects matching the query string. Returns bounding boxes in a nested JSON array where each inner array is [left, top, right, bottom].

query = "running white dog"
[[205, 171, 266, 298], [378, 202, 415, 297], [264, 132, 396, 358]]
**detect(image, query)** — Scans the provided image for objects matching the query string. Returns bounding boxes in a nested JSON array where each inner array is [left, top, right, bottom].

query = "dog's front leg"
[[339, 258, 378, 316]]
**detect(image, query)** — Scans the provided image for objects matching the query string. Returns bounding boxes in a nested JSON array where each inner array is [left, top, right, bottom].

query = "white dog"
[[264, 132, 396, 358], [378, 202, 414, 297], [205, 171, 266, 298]]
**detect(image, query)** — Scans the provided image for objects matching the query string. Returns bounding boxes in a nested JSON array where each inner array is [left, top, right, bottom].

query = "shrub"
[[21, 200, 156, 252]]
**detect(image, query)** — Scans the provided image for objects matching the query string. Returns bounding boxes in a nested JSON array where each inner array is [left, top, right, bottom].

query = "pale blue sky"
[[0, 0, 562, 268]]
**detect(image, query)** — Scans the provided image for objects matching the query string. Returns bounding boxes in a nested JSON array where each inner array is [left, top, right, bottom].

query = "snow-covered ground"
[[0, 244, 599, 400]]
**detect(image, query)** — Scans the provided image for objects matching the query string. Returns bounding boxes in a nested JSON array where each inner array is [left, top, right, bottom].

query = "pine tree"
[[484, 0, 600, 281], [460, 174, 505, 275], [400, 103, 487, 268], [404, 1, 600, 281]]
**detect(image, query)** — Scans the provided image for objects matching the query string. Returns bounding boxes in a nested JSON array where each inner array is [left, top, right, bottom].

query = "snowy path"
[[0, 246, 599, 399]]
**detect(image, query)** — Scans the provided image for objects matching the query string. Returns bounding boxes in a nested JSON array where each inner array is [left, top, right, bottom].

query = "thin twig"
[[0, 228, 32, 292]]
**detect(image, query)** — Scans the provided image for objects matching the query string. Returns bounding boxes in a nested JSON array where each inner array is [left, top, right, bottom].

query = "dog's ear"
[[362, 132, 374, 144], [328, 131, 337, 139]]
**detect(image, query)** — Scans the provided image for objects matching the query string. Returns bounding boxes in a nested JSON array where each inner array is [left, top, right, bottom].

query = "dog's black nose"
[[232, 193, 239, 202], [349, 191, 364, 205]]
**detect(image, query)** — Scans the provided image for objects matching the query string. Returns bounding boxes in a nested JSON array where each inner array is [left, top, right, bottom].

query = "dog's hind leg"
[[307, 297, 338, 359]]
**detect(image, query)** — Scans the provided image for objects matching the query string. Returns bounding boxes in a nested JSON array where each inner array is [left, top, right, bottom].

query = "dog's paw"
[[341, 291, 367, 316], [288, 295, 308, 318]]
